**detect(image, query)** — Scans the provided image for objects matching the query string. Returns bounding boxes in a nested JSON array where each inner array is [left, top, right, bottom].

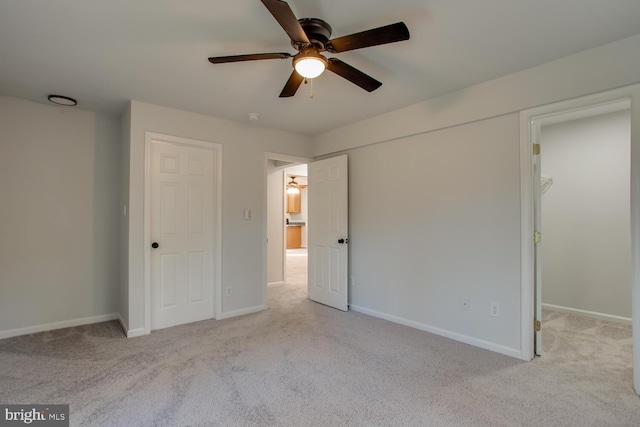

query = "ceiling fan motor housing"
[[292, 18, 333, 51]]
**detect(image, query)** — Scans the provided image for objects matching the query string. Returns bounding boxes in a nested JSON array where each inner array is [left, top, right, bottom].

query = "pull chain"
[[302, 78, 316, 99]]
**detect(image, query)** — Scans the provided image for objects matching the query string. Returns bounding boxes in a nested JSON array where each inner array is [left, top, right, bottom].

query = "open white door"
[[532, 121, 543, 355], [308, 155, 348, 311]]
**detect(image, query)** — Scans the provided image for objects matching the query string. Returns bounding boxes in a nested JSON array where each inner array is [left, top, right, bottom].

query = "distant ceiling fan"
[[208, 0, 410, 97]]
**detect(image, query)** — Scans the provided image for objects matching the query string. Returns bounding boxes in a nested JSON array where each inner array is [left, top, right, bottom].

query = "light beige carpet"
[[1, 254, 639, 426], [541, 308, 634, 391]]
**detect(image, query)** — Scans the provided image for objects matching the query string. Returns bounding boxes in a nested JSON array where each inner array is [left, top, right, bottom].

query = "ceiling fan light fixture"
[[286, 176, 300, 194], [293, 50, 327, 79]]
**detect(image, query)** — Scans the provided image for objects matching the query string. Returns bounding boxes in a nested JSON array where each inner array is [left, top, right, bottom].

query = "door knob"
[[151, 242, 159, 249], [338, 238, 349, 244]]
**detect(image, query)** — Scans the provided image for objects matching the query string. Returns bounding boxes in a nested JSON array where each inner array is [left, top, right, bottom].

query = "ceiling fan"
[[208, 0, 410, 97]]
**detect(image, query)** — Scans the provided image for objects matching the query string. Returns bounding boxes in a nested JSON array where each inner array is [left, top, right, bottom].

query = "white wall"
[[267, 164, 284, 285], [119, 103, 131, 330], [347, 114, 522, 353], [93, 111, 122, 320], [0, 95, 121, 337], [541, 111, 631, 319], [313, 34, 640, 358], [125, 101, 313, 332], [315, 34, 640, 157]]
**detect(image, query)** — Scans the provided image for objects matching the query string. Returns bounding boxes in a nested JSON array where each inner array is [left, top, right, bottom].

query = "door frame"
[[144, 132, 223, 333], [263, 152, 311, 307], [519, 84, 640, 393]]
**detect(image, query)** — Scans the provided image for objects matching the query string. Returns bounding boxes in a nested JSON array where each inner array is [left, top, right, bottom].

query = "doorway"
[[539, 106, 631, 324], [519, 84, 640, 394], [264, 153, 350, 312], [536, 104, 632, 378], [284, 164, 309, 298], [264, 153, 311, 308]]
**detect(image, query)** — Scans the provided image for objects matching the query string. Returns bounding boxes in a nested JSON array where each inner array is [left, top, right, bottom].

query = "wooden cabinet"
[[286, 226, 302, 249], [286, 191, 301, 213]]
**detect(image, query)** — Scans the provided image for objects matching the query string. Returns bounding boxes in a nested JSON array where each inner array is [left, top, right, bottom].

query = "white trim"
[[115, 314, 146, 337], [220, 305, 267, 320], [144, 132, 223, 334], [117, 313, 128, 335], [0, 313, 120, 340], [519, 111, 535, 361], [519, 84, 640, 394], [350, 305, 521, 359], [125, 328, 146, 338], [542, 303, 632, 325], [630, 86, 640, 396], [263, 152, 312, 308], [268, 281, 285, 287]]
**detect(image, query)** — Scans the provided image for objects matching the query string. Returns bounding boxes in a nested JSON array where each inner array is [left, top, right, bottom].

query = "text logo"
[[0, 405, 68, 427]]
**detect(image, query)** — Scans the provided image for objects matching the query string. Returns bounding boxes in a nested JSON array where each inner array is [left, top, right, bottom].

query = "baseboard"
[[126, 327, 146, 338], [0, 313, 120, 340], [542, 303, 632, 325], [220, 304, 267, 320], [117, 313, 128, 335], [350, 305, 522, 359], [114, 314, 145, 338], [268, 281, 284, 287]]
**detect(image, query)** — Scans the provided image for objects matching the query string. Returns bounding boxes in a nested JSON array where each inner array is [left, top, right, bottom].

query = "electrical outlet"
[[226, 287, 232, 297], [490, 302, 500, 317], [462, 298, 470, 311]]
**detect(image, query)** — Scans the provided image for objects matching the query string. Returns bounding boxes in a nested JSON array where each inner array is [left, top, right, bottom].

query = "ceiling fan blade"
[[279, 70, 304, 97], [261, 0, 310, 46], [327, 58, 382, 92], [328, 22, 410, 53], [208, 52, 291, 64]]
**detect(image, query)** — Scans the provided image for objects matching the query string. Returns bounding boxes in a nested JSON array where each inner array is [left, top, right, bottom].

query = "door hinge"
[[533, 144, 541, 155], [534, 231, 542, 244], [534, 320, 541, 332]]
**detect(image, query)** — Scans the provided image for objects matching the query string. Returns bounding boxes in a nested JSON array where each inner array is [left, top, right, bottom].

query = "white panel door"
[[150, 140, 215, 330], [308, 155, 348, 311]]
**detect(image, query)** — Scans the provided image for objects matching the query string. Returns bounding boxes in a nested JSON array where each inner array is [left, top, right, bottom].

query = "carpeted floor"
[[541, 308, 633, 382], [1, 252, 638, 426]]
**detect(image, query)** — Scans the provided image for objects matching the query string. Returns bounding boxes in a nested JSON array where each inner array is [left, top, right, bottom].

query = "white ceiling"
[[1, 0, 640, 136]]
